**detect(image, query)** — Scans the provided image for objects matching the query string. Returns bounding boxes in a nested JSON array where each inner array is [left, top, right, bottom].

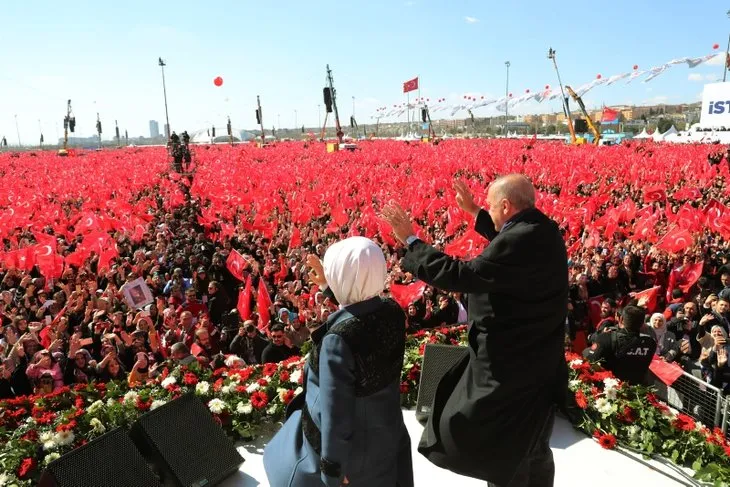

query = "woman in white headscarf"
[[264, 237, 413, 487], [650, 313, 679, 362]]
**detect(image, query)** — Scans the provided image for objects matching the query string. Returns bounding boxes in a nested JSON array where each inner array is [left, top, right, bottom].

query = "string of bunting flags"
[[372, 47, 728, 120]]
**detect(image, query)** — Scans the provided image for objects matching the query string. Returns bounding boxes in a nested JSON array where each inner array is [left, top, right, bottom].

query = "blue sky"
[[0, 0, 728, 142]]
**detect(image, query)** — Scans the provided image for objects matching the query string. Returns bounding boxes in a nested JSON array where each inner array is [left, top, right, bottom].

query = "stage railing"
[[723, 397, 730, 437], [651, 370, 724, 428]]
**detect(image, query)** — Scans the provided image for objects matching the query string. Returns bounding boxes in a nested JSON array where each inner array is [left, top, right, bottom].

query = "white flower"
[[195, 381, 210, 395], [161, 376, 177, 388], [627, 425, 641, 441], [89, 418, 106, 434], [0, 473, 18, 486], [569, 359, 583, 368], [294, 386, 303, 396], [106, 398, 116, 408], [44, 452, 61, 465], [289, 370, 302, 384], [237, 402, 253, 415], [54, 430, 75, 446], [604, 387, 618, 401], [593, 397, 614, 416], [150, 399, 167, 410], [229, 373, 241, 383], [87, 400, 105, 415], [39, 431, 55, 444], [267, 404, 278, 415], [695, 421, 706, 432], [42, 440, 58, 452], [245, 382, 260, 394], [24, 417, 36, 425], [208, 399, 226, 414], [221, 384, 233, 395], [287, 359, 301, 369], [568, 380, 582, 390], [603, 377, 620, 391], [123, 391, 139, 405]]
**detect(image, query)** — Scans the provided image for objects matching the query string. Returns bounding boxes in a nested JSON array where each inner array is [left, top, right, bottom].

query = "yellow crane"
[[565, 85, 601, 146]]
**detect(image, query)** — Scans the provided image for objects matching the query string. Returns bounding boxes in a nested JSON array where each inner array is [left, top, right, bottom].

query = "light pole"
[[277, 113, 281, 130], [352, 96, 355, 117], [318, 104, 321, 128], [504, 61, 510, 135], [294, 110, 298, 129], [158, 57, 171, 139], [38, 119, 43, 148], [14, 114, 21, 147], [724, 10, 730, 82]]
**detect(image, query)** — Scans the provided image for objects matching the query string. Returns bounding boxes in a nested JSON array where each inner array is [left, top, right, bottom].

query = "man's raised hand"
[[453, 180, 480, 217]]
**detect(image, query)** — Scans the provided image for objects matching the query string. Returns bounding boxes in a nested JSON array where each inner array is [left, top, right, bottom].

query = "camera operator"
[[583, 305, 657, 385], [229, 320, 268, 365]]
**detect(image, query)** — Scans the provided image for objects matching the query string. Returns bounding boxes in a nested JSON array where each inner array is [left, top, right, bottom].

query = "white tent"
[[663, 125, 678, 137], [652, 128, 666, 142], [633, 128, 651, 139]]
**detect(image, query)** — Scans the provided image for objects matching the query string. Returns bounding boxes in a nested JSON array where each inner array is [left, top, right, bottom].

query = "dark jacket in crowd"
[[402, 207, 569, 486], [261, 343, 300, 364], [583, 329, 657, 385], [229, 333, 269, 364]]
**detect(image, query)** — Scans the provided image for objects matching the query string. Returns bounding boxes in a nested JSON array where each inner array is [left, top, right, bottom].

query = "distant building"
[[149, 120, 159, 138]]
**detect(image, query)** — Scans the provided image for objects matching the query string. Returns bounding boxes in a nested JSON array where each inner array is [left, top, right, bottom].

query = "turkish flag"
[[444, 229, 488, 259], [669, 262, 704, 295], [190, 343, 204, 357], [587, 296, 605, 327], [655, 227, 693, 254], [403, 77, 419, 93], [226, 249, 248, 282], [649, 356, 683, 386], [601, 107, 619, 122], [390, 281, 427, 309], [630, 286, 661, 313], [288, 227, 302, 251], [238, 275, 253, 320], [257, 278, 273, 332], [643, 185, 666, 203], [97, 245, 119, 274]]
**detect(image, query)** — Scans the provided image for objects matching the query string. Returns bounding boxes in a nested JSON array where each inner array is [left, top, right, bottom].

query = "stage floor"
[[220, 410, 692, 487]]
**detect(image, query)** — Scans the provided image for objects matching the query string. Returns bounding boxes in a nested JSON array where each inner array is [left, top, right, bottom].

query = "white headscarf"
[[323, 237, 386, 307]]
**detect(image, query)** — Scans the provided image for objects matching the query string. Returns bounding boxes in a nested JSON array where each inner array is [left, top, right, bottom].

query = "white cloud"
[[688, 73, 718, 82], [706, 53, 725, 66], [464, 16, 479, 24], [404, 1, 415, 5], [642, 95, 669, 105]]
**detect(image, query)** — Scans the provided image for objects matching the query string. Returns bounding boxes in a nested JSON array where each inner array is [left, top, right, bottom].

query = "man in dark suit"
[[383, 175, 568, 487]]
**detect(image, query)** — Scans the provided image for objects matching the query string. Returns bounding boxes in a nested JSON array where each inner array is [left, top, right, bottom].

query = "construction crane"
[[565, 86, 601, 146], [547, 48, 577, 144]]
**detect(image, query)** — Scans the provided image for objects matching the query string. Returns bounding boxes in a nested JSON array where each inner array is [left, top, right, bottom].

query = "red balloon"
[[633, 64, 639, 70], [545, 84, 550, 89], [525, 89, 530, 93], [508, 93, 513, 97], [596, 74, 602, 80], [213, 76, 223, 87], [714, 43, 720, 50]]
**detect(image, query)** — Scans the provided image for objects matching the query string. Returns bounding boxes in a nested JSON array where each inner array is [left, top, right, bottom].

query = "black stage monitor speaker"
[[39, 427, 161, 487], [130, 394, 244, 487], [323, 87, 333, 113], [415, 344, 469, 422], [574, 118, 588, 133]]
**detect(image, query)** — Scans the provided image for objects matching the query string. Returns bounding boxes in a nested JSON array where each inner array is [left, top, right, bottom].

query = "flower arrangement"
[[1, 327, 729, 485]]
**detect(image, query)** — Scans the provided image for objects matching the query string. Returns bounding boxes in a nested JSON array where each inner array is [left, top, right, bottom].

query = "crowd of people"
[[0, 139, 729, 405]]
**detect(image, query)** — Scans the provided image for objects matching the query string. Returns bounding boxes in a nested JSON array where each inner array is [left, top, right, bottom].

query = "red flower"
[[279, 370, 290, 382], [414, 330, 426, 338], [213, 378, 224, 392], [418, 343, 426, 355], [159, 367, 169, 381], [56, 420, 78, 432], [590, 386, 601, 400], [183, 373, 199, 386], [598, 433, 617, 450], [239, 368, 253, 382], [617, 406, 636, 423], [672, 413, 696, 432], [236, 385, 247, 394], [21, 430, 39, 442], [428, 335, 439, 344], [94, 382, 106, 392], [724, 445, 730, 458], [565, 351, 582, 362], [574, 390, 588, 409], [257, 378, 269, 387], [407, 365, 420, 381], [450, 338, 460, 345], [212, 367, 227, 377], [400, 382, 410, 394], [73, 383, 87, 392], [439, 327, 450, 335], [17, 457, 36, 479], [250, 391, 269, 409], [136, 398, 152, 411], [263, 363, 278, 377], [36, 411, 57, 425], [281, 389, 295, 404], [75, 396, 85, 409]]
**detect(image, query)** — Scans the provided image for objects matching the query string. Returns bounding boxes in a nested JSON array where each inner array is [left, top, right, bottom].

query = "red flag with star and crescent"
[[226, 249, 248, 282], [403, 77, 419, 93]]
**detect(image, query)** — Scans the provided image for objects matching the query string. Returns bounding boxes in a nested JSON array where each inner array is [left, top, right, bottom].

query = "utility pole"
[[158, 57, 171, 139], [326, 64, 343, 143], [14, 114, 21, 147], [504, 61, 510, 135]]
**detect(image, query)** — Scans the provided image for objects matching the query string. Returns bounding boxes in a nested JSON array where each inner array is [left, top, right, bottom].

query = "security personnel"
[[583, 305, 657, 385]]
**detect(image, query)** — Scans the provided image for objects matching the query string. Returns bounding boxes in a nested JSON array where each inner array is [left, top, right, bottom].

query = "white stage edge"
[[220, 410, 694, 487]]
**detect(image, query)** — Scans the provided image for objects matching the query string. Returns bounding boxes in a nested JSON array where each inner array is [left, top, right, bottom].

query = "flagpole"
[[407, 91, 410, 136], [418, 75, 421, 137]]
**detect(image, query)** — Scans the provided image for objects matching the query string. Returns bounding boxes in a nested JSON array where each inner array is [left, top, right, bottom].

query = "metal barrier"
[[652, 370, 724, 428], [722, 397, 730, 437]]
